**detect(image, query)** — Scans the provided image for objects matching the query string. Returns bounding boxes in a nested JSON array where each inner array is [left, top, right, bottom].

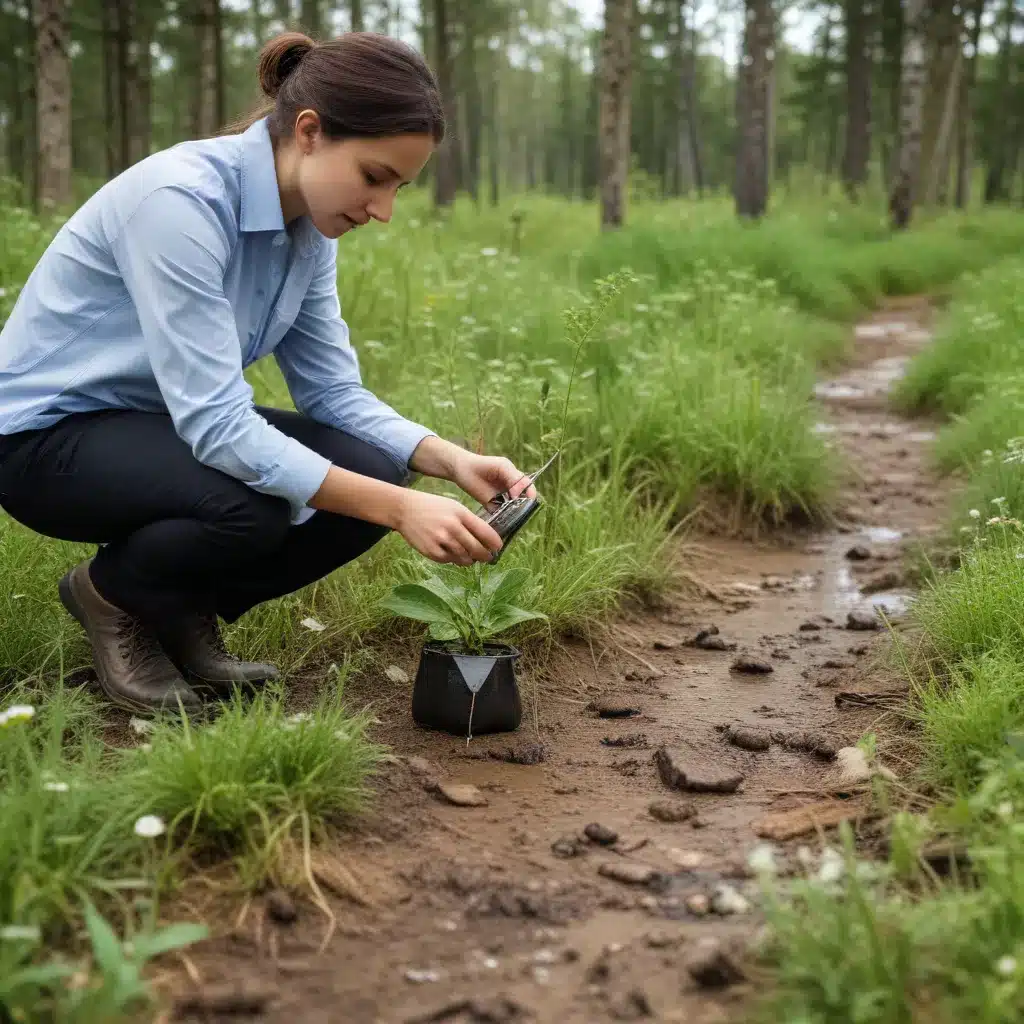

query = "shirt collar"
[[239, 117, 321, 258]]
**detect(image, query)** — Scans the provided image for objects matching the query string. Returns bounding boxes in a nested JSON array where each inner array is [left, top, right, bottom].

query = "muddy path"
[[166, 299, 947, 1024]]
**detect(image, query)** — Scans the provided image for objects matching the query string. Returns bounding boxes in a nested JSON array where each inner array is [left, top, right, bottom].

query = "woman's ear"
[[294, 109, 322, 154]]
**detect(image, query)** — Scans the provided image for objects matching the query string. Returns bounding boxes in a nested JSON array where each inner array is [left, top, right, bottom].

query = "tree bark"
[[955, 0, 986, 208], [130, 4, 153, 166], [598, 0, 634, 230], [102, 0, 119, 177], [34, 0, 72, 210], [350, 0, 364, 32], [842, 0, 873, 199], [194, 0, 224, 138], [888, 0, 927, 229], [301, 0, 323, 37], [432, 0, 457, 207], [984, 0, 1015, 203], [734, 0, 774, 219], [673, 1, 698, 195]]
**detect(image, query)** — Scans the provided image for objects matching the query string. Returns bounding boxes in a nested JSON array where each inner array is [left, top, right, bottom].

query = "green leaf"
[[418, 573, 467, 608], [82, 900, 124, 979], [483, 606, 549, 637], [485, 566, 533, 607], [380, 584, 456, 626], [428, 622, 460, 642], [130, 923, 208, 963]]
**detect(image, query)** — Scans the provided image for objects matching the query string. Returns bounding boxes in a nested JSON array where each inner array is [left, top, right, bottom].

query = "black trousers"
[[0, 408, 405, 623]]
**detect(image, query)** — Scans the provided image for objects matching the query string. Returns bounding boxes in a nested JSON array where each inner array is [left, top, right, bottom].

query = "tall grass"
[[757, 251, 1024, 1023]]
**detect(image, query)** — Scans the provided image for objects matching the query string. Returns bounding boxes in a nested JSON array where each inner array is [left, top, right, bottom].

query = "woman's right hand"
[[394, 489, 503, 566]]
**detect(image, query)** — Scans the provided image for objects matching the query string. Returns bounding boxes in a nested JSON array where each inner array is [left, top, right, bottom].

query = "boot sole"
[[58, 571, 201, 719]]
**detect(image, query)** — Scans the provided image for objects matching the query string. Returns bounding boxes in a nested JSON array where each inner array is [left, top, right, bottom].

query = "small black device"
[[475, 451, 559, 562]]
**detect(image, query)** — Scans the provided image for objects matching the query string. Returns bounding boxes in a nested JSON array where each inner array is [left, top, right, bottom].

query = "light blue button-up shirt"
[[0, 118, 433, 521]]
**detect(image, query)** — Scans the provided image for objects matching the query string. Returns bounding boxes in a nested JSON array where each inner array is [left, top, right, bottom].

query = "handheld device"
[[475, 451, 559, 563]]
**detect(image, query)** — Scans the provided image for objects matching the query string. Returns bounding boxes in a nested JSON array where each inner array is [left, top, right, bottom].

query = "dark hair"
[[242, 31, 445, 143]]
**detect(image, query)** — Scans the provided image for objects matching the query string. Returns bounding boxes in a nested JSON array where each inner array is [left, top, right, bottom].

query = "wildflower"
[[479, 247, 498, 257], [816, 847, 845, 884], [997, 955, 1017, 976], [133, 815, 166, 839], [998, 801, 1014, 818], [43, 781, 69, 793], [992, 497, 1008, 506], [746, 844, 777, 875], [969, 509, 981, 519], [0, 704, 35, 727], [0, 925, 41, 942]]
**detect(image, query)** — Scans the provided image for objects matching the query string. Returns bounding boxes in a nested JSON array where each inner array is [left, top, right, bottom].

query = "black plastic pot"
[[411, 641, 522, 737]]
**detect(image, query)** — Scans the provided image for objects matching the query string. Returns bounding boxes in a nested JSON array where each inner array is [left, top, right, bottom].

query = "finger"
[[460, 509, 503, 555], [452, 521, 497, 563]]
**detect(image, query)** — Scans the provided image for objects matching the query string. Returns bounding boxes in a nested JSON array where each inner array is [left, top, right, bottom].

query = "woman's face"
[[291, 113, 435, 239]]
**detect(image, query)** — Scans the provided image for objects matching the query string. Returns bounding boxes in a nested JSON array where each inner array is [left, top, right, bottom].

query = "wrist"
[[409, 435, 464, 481]]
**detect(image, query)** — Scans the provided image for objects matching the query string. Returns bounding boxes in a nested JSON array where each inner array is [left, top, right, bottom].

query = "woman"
[[0, 31, 532, 715]]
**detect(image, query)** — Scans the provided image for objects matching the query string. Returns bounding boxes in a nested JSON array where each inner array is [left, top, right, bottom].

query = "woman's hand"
[[394, 489, 503, 566], [448, 450, 538, 507]]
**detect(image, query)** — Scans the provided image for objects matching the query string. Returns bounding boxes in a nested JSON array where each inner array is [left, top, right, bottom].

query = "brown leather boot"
[[157, 613, 280, 695], [58, 560, 202, 716]]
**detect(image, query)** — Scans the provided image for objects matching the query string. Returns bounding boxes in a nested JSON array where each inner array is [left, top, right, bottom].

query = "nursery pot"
[[411, 642, 522, 737]]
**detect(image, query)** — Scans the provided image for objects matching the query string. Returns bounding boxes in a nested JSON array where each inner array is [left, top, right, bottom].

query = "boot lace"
[[117, 616, 168, 668]]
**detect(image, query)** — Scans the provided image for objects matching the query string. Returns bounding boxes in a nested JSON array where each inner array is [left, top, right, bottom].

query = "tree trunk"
[[463, 15, 482, 204], [350, 0, 364, 32], [194, 0, 223, 138], [34, 0, 72, 210], [955, 0, 985, 208], [598, 0, 634, 230], [888, 0, 927, 229], [842, 0, 873, 198], [487, 55, 500, 206], [928, 33, 963, 206], [984, 0, 1015, 203], [116, 0, 135, 171], [673, 1, 697, 195], [301, 0, 323, 37], [130, 5, 153, 166], [102, 0, 118, 177], [432, 0, 457, 207], [734, 0, 774, 219]]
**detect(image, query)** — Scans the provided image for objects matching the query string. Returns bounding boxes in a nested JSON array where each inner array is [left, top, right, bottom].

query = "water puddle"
[[814, 383, 866, 400], [906, 430, 937, 443], [818, 531, 914, 620], [861, 526, 903, 544]]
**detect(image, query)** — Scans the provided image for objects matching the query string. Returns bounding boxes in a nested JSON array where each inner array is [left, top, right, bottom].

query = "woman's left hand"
[[450, 451, 538, 508]]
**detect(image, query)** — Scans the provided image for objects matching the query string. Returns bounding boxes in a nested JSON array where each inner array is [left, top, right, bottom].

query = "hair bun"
[[258, 32, 315, 99]]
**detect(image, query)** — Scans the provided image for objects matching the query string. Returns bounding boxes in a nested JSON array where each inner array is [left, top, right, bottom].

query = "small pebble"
[[436, 783, 488, 807], [685, 893, 710, 917], [686, 939, 745, 989], [584, 823, 619, 846], [384, 664, 410, 685], [731, 655, 774, 675], [845, 545, 871, 561], [846, 609, 882, 631], [266, 889, 298, 925], [711, 883, 751, 916], [648, 799, 695, 823], [404, 968, 442, 984]]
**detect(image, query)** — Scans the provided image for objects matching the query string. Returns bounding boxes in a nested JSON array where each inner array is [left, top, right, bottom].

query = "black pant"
[[0, 408, 405, 623]]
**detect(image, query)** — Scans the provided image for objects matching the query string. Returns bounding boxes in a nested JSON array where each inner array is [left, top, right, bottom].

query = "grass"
[[6, 182, 1024, 1018], [755, 252, 1024, 1023]]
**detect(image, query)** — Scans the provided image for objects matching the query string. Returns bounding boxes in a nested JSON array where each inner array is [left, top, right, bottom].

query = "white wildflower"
[[969, 509, 981, 519], [479, 247, 498, 257], [997, 955, 1017, 976], [817, 847, 845, 885], [43, 781, 69, 793], [992, 497, 1008, 506], [0, 925, 41, 942], [0, 704, 35, 727], [747, 843, 777, 875], [133, 815, 166, 839], [998, 801, 1014, 818]]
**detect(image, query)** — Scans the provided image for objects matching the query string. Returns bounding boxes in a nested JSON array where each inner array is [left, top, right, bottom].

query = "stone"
[[266, 888, 298, 925], [846, 609, 882, 632], [652, 638, 680, 651], [385, 664, 410, 685], [436, 783, 488, 807], [584, 823, 619, 846], [590, 697, 641, 719], [726, 726, 771, 752], [648, 799, 695, 823], [552, 836, 587, 859], [608, 989, 654, 1021], [654, 747, 744, 794], [598, 861, 661, 887], [685, 893, 710, 917], [731, 656, 774, 675], [685, 939, 745, 989], [798, 620, 822, 632], [845, 545, 871, 561], [710, 884, 751, 916], [833, 746, 872, 787]]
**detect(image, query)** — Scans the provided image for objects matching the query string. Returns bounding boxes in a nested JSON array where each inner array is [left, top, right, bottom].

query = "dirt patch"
[[163, 301, 947, 1023]]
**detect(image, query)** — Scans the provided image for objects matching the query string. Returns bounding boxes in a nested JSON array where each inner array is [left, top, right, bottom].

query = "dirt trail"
[[169, 299, 947, 1024]]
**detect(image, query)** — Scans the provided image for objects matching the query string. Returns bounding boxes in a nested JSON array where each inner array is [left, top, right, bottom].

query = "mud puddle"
[[166, 299, 947, 1024]]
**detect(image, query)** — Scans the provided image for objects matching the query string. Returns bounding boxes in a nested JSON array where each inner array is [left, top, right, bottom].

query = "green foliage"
[[382, 565, 547, 653]]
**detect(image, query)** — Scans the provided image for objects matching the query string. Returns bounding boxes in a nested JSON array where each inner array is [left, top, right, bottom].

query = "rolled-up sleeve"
[[112, 186, 332, 521], [274, 239, 435, 473]]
